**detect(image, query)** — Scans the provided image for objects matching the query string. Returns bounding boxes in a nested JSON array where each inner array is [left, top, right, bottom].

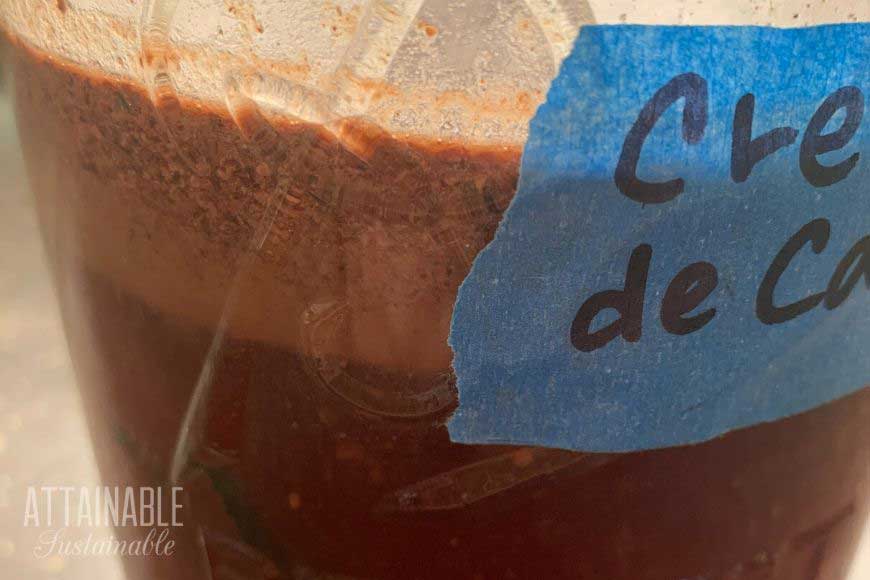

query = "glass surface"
[[1, 1, 868, 578]]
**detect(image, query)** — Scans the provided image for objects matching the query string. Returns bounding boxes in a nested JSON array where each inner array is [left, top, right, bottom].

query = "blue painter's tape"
[[448, 24, 869, 452]]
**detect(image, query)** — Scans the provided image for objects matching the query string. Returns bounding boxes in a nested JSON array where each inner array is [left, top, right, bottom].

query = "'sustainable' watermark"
[[33, 527, 176, 559]]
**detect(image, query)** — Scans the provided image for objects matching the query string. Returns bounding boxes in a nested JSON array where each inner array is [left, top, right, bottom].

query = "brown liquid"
[[6, 35, 870, 580]]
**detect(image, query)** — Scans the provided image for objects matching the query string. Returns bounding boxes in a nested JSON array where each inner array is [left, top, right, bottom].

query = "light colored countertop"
[[0, 85, 867, 580], [0, 89, 124, 578]]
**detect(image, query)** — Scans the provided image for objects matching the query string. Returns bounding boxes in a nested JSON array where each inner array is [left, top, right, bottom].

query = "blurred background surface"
[[0, 53, 124, 579]]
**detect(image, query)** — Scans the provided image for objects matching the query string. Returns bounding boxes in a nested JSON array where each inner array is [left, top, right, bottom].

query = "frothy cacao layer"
[[10, 34, 519, 377]]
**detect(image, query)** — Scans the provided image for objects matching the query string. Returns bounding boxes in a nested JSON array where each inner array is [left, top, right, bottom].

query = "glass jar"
[[1, 1, 868, 578]]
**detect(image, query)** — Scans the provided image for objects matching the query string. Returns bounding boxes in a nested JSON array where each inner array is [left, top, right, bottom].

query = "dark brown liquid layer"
[[6, 35, 870, 580]]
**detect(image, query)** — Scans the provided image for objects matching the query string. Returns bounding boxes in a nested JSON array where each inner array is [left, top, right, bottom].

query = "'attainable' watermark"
[[21, 486, 184, 559]]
